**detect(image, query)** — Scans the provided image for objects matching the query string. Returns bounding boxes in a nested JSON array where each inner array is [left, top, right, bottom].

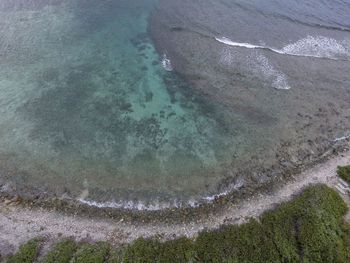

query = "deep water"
[[0, 0, 349, 209]]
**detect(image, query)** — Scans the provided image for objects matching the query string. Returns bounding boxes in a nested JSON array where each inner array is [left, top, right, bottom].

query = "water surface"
[[0, 0, 349, 209]]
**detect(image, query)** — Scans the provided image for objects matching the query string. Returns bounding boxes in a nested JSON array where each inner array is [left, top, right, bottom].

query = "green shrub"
[[337, 165, 350, 184], [122, 238, 162, 263], [261, 185, 349, 263], [7, 239, 41, 263], [42, 239, 78, 263], [72, 242, 109, 263], [261, 186, 350, 263], [123, 237, 194, 263], [158, 237, 195, 263], [195, 218, 280, 263], [292, 186, 349, 263]]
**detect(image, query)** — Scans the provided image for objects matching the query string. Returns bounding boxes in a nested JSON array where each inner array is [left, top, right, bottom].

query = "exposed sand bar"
[[1, 148, 350, 255]]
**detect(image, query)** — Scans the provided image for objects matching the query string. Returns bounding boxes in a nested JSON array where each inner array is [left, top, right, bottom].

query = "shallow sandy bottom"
[[1, 146, 350, 255]]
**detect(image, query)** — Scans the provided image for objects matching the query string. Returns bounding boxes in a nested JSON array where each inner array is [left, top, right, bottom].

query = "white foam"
[[202, 180, 245, 202], [201, 191, 229, 202], [215, 36, 350, 60], [215, 36, 285, 56], [282, 36, 350, 59], [78, 197, 202, 211], [75, 180, 246, 211], [215, 37, 265, 49], [256, 55, 291, 90], [161, 53, 173, 71], [77, 189, 235, 211], [218, 47, 290, 90], [78, 198, 178, 211], [334, 134, 350, 142]]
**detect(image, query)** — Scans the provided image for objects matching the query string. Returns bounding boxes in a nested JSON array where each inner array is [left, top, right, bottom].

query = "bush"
[[337, 165, 350, 183], [122, 238, 162, 263], [42, 239, 78, 263], [72, 242, 110, 263], [7, 239, 41, 263], [158, 237, 195, 263], [123, 237, 194, 263], [195, 217, 283, 262], [261, 185, 349, 263]]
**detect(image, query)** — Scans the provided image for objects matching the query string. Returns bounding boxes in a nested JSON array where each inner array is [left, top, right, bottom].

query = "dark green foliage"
[[42, 239, 78, 263], [122, 238, 162, 263], [296, 187, 349, 263], [337, 165, 350, 183], [157, 237, 195, 263], [196, 219, 280, 263], [122, 237, 194, 263], [72, 242, 110, 263], [7, 239, 41, 263], [261, 185, 349, 263]]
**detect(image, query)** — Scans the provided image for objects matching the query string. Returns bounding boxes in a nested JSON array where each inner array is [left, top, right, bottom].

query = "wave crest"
[[215, 36, 350, 61]]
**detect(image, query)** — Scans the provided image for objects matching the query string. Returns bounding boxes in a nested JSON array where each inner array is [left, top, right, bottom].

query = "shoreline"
[[1, 0, 350, 258], [1, 138, 348, 218], [1, 142, 349, 255], [0, 0, 349, 218]]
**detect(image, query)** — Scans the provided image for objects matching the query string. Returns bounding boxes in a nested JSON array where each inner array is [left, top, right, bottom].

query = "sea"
[[0, 0, 349, 210]]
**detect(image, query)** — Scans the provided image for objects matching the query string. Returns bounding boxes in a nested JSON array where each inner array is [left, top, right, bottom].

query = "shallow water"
[[0, 0, 349, 209]]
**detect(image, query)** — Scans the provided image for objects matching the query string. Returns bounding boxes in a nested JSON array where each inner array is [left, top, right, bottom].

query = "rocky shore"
[[1, 143, 349, 256]]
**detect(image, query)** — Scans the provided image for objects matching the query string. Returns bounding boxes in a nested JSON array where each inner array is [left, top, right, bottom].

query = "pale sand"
[[1, 150, 350, 255]]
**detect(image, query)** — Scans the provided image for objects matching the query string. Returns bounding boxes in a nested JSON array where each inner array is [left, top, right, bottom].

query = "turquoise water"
[[1, 0, 349, 209], [0, 0, 241, 207]]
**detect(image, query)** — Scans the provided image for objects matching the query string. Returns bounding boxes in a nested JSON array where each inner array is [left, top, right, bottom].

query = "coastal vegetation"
[[71, 242, 110, 263], [4, 184, 350, 263], [7, 238, 41, 263], [337, 165, 350, 184], [42, 240, 77, 263]]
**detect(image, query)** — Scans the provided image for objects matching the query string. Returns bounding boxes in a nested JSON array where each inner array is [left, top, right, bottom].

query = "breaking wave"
[[78, 198, 184, 211], [215, 36, 350, 61], [77, 180, 246, 211], [77, 195, 218, 211]]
